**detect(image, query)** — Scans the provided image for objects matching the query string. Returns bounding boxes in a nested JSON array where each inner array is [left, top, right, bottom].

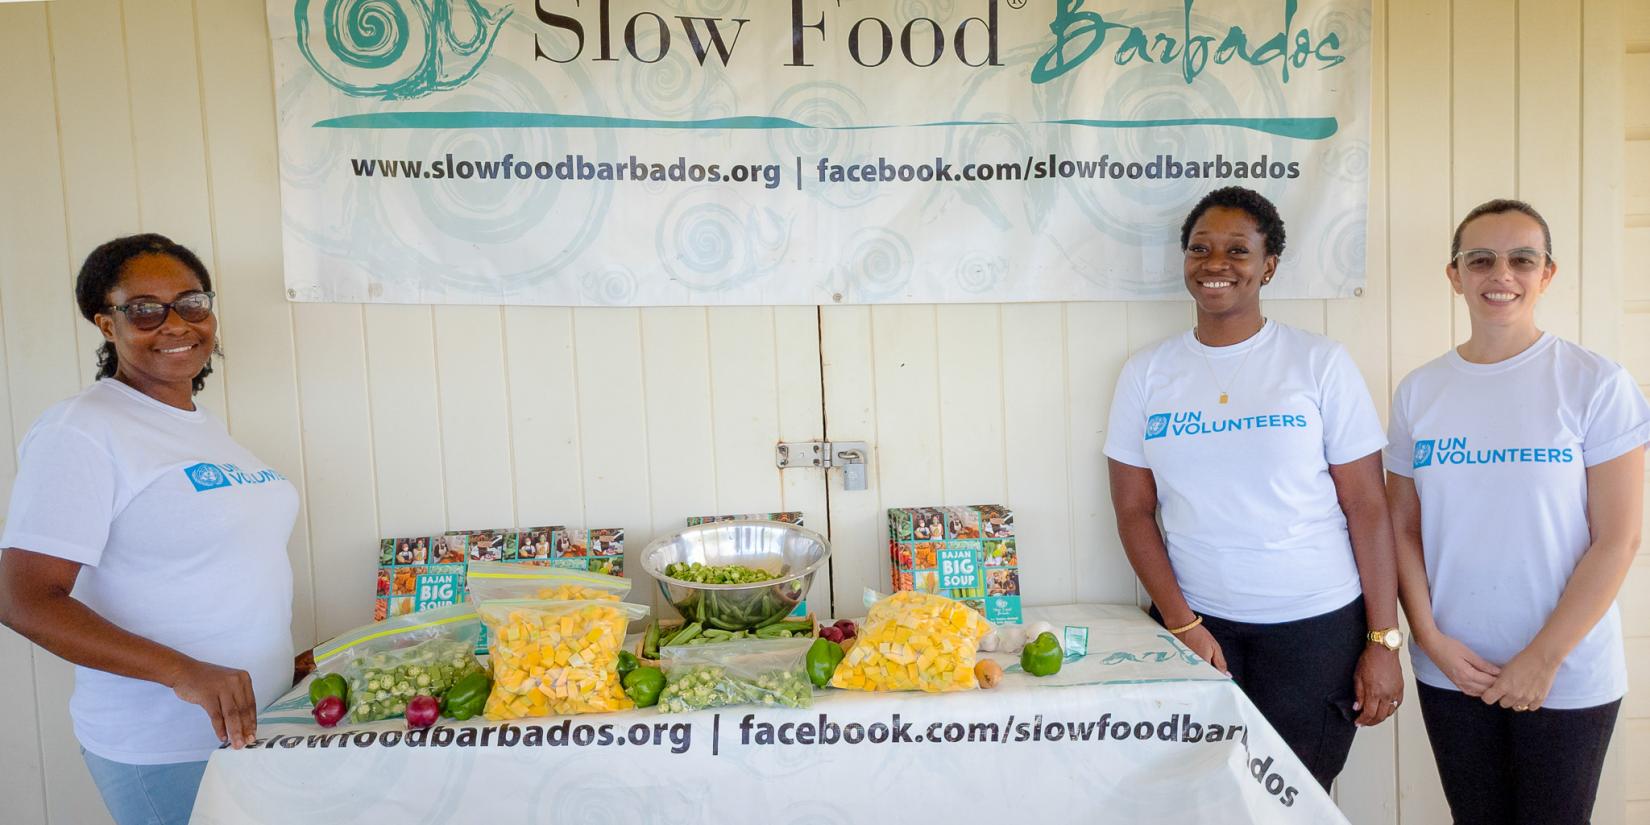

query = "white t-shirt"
[[1104, 321, 1387, 623], [1, 379, 298, 763], [1385, 334, 1649, 709]]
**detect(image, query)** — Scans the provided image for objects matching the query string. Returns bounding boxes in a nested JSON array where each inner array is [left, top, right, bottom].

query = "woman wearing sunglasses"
[[1386, 200, 1647, 824], [0, 234, 298, 825]]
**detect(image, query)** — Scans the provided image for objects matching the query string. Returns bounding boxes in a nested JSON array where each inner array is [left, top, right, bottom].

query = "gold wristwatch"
[[1367, 627, 1404, 651]]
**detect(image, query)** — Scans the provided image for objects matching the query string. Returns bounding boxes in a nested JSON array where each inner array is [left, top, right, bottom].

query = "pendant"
[[1218, 393, 1229, 404]]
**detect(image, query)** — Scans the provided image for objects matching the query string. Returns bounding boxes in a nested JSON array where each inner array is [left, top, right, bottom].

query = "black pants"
[[1416, 681, 1620, 825], [1152, 597, 1366, 790]]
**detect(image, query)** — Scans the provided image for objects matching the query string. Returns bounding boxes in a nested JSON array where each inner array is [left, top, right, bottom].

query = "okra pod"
[[670, 622, 703, 646], [643, 621, 660, 659]]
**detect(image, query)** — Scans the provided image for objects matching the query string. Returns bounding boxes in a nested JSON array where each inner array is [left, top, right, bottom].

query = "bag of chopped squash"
[[830, 591, 992, 693], [476, 598, 650, 719]]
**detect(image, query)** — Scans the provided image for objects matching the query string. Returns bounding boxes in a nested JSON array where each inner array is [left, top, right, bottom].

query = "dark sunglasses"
[[107, 291, 215, 331]]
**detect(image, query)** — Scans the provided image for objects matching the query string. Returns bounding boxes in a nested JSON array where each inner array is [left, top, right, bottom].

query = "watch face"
[[1382, 629, 1402, 648]]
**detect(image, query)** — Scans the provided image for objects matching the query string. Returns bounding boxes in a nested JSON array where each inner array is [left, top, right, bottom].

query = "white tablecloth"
[[190, 604, 1349, 824]]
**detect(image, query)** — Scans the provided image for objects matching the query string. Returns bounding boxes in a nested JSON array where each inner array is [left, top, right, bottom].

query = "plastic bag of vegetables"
[[831, 591, 992, 693], [658, 637, 813, 713], [476, 598, 650, 719], [312, 604, 487, 724], [464, 561, 632, 601]]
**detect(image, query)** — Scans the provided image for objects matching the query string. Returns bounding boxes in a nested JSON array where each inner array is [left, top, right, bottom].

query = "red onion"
[[405, 695, 440, 730], [312, 696, 345, 728]]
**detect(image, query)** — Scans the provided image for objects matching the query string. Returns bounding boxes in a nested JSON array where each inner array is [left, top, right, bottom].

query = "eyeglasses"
[[1452, 248, 1554, 275], [107, 291, 215, 331]]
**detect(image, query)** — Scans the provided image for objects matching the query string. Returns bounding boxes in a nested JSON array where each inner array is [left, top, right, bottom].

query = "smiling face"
[[1182, 206, 1277, 318], [93, 252, 217, 400], [1447, 211, 1554, 332]]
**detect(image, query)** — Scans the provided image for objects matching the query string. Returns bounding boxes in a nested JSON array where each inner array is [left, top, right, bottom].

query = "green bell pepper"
[[442, 671, 490, 721], [308, 673, 348, 707], [616, 650, 641, 681], [1020, 631, 1064, 677], [623, 666, 665, 709], [805, 637, 845, 688]]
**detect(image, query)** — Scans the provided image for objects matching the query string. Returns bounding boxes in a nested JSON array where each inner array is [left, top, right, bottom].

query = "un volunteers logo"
[[1412, 439, 1436, 469], [295, 0, 513, 100], [1145, 413, 1171, 440], [184, 462, 232, 493]]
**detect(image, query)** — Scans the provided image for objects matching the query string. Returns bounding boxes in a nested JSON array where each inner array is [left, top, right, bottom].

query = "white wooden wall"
[[1622, 1, 1650, 821], [0, 1, 1644, 824]]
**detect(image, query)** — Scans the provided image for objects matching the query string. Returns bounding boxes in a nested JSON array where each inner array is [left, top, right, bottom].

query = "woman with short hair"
[[1106, 186, 1404, 789]]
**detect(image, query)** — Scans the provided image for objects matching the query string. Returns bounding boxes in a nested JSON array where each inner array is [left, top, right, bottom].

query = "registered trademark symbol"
[[1007, 0, 1026, 8]]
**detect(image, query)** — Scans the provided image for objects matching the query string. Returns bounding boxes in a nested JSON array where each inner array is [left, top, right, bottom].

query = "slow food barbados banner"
[[267, 0, 1372, 305]]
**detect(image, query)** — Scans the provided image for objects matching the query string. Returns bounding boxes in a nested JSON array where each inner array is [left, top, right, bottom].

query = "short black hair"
[[74, 233, 216, 394], [1450, 199, 1553, 259], [1179, 186, 1287, 259]]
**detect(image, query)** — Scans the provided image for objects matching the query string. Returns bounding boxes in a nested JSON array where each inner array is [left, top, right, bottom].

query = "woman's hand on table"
[[1480, 647, 1559, 712], [1174, 624, 1228, 676], [170, 659, 258, 749], [293, 649, 316, 686], [1422, 632, 1501, 697], [1352, 647, 1403, 726]]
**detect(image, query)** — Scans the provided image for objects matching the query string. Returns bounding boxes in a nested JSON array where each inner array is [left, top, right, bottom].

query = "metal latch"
[[775, 441, 870, 491]]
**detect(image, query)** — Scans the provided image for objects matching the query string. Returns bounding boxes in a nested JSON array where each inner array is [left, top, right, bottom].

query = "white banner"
[[267, 1, 1372, 305], [192, 606, 1349, 824]]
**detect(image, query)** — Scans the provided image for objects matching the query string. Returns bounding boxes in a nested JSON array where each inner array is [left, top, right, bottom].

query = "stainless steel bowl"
[[641, 521, 831, 630]]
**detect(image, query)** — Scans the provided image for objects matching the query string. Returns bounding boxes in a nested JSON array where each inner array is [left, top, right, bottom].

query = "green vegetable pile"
[[644, 619, 812, 658], [663, 562, 776, 584], [344, 639, 486, 723], [658, 666, 813, 713]]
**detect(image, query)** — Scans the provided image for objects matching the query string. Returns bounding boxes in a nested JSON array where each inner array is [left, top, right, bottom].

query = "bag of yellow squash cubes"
[[831, 591, 992, 693], [465, 560, 632, 601], [475, 598, 650, 719]]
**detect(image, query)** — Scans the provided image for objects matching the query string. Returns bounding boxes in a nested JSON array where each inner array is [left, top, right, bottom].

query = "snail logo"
[[295, 0, 513, 101], [184, 462, 232, 493]]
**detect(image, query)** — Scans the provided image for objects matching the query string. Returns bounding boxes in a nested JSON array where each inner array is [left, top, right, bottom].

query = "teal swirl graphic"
[[765, 83, 878, 209], [1325, 139, 1370, 182], [656, 187, 790, 291], [838, 229, 914, 300], [296, 0, 511, 100], [611, 19, 739, 122], [1315, 209, 1367, 294], [581, 266, 640, 305], [956, 252, 1008, 294]]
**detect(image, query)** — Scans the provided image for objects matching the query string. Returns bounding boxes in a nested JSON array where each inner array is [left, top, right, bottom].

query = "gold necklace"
[[1192, 319, 1265, 405]]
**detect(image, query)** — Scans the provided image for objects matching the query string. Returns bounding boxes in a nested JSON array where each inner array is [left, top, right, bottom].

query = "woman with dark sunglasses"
[[1386, 200, 1647, 824], [0, 234, 299, 825]]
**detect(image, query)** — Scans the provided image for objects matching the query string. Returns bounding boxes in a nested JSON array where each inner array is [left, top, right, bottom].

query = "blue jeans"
[[81, 748, 208, 825]]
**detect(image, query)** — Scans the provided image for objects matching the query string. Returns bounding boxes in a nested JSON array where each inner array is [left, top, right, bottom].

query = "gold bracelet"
[[1167, 614, 1203, 635]]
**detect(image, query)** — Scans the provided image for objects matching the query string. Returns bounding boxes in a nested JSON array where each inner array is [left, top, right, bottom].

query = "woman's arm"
[[1328, 452, 1403, 725], [0, 548, 261, 747], [1482, 447, 1644, 710], [1387, 472, 1501, 695], [1331, 453, 1400, 631], [1107, 459, 1227, 674]]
